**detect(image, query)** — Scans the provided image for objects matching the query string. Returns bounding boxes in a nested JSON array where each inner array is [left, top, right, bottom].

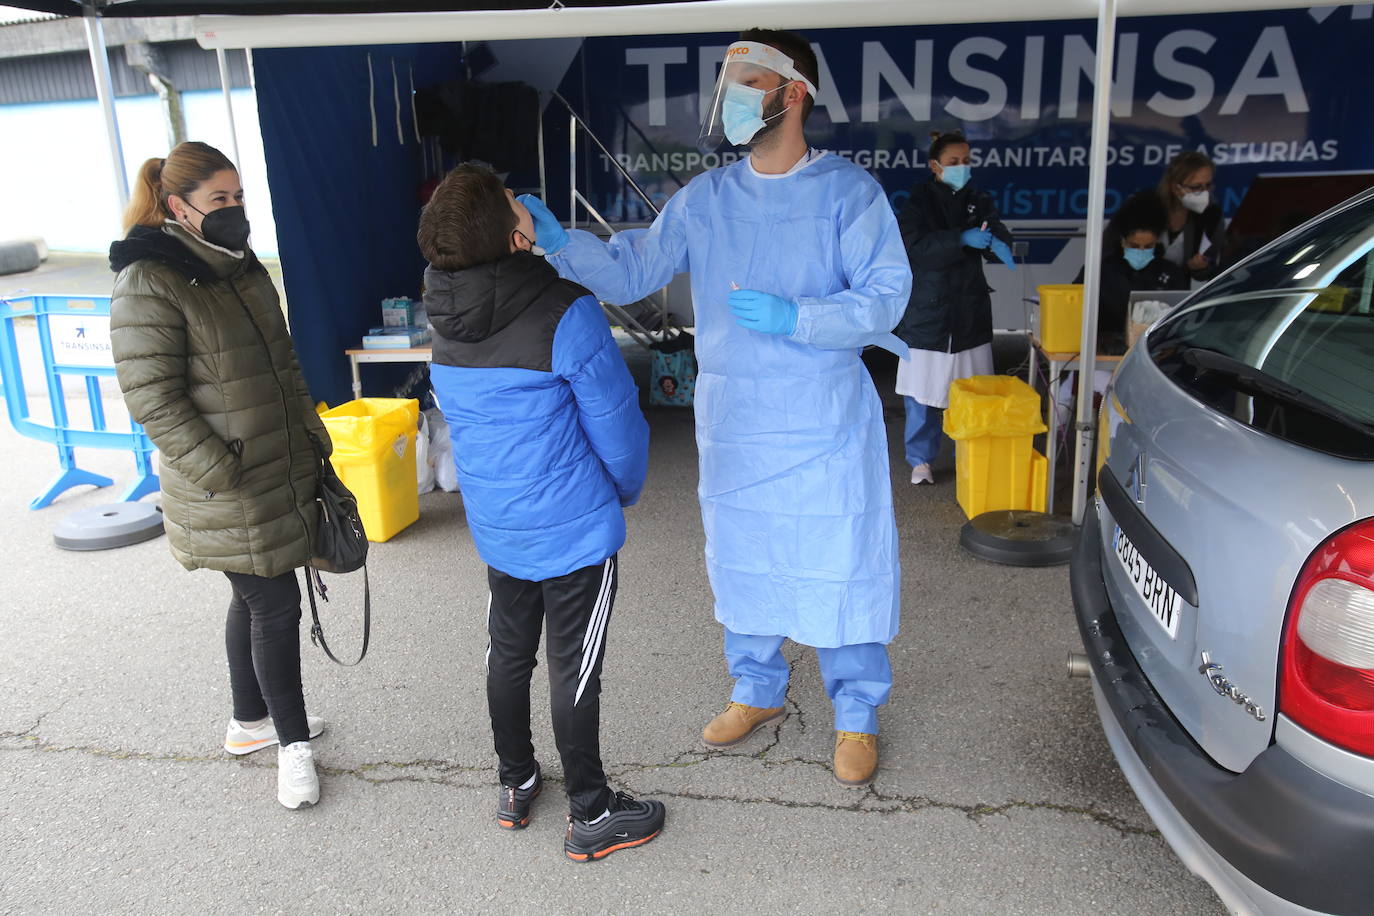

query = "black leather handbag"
[[305, 433, 370, 666]]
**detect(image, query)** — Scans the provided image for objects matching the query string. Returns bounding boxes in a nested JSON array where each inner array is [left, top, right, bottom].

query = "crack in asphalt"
[[621, 785, 1157, 837], [0, 721, 1156, 839], [0, 720, 43, 741], [0, 701, 67, 740], [607, 742, 1156, 837]]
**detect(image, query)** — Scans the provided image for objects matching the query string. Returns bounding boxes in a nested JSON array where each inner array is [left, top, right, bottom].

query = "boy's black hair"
[[738, 28, 817, 122], [928, 130, 968, 164], [1110, 190, 1169, 240], [417, 162, 517, 271]]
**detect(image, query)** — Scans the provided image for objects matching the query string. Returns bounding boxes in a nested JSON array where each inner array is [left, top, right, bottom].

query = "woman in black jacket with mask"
[[894, 131, 1016, 484], [1076, 190, 1189, 354], [1058, 191, 1188, 423]]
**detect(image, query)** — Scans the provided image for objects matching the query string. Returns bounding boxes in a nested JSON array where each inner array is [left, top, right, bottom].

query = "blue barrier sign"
[[0, 294, 157, 510]]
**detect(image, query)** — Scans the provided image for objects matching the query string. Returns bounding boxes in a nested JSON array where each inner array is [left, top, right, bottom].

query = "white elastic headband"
[[723, 41, 818, 98]]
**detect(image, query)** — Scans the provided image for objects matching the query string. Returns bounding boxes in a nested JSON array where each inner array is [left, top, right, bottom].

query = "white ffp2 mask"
[[1181, 190, 1210, 214]]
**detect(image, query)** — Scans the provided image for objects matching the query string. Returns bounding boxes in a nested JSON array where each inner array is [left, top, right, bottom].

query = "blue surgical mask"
[[939, 164, 971, 192], [1124, 247, 1155, 271], [721, 82, 785, 146]]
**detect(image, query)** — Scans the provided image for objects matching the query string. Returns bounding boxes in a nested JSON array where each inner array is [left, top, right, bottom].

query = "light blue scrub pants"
[[903, 397, 943, 469], [725, 628, 892, 735]]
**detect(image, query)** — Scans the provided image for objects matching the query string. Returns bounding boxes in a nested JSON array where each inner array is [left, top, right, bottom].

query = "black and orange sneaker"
[[496, 762, 541, 830], [563, 790, 665, 862]]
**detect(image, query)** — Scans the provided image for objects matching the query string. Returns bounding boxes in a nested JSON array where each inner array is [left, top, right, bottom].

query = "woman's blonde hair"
[[1157, 150, 1214, 206], [122, 141, 236, 234]]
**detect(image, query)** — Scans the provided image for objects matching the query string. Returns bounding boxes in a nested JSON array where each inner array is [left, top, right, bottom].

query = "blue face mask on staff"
[[938, 164, 971, 192], [721, 82, 788, 146], [1124, 247, 1155, 271]]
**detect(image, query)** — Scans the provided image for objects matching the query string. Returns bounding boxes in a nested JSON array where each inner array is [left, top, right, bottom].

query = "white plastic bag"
[[415, 411, 435, 495], [1128, 299, 1172, 348], [425, 406, 460, 493]]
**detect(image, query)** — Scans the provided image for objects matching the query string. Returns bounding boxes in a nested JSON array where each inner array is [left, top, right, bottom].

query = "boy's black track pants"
[[486, 555, 617, 820]]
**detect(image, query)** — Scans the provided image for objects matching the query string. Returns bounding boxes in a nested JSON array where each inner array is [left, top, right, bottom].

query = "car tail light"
[[1281, 519, 1374, 755]]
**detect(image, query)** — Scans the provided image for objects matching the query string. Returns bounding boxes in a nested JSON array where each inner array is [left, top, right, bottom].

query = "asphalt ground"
[[0, 255, 1225, 915]]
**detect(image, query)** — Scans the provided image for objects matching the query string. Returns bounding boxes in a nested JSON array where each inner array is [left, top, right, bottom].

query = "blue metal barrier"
[[0, 294, 157, 510]]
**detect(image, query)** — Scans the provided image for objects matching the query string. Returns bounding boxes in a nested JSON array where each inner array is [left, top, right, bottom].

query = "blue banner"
[[557, 6, 1374, 222]]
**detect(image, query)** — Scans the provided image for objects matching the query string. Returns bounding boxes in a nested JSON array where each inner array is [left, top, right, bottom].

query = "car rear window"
[[1147, 220, 1374, 459]]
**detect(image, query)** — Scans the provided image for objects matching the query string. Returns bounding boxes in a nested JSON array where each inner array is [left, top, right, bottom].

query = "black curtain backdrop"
[[254, 42, 461, 405]]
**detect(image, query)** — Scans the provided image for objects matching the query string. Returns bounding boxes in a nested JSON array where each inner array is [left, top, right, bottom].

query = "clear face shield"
[[698, 41, 817, 152]]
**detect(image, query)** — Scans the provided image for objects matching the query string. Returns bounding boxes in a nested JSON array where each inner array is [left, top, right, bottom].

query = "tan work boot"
[[702, 701, 785, 748], [833, 731, 878, 788]]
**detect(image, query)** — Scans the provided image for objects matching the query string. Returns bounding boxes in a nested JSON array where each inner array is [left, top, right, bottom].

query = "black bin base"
[[959, 510, 1076, 567]]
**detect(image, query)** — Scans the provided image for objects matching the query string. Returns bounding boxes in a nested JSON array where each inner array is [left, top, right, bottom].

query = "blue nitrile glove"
[[515, 194, 569, 256], [960, 227, 993, 250], [728, 288, 798, 336], [868, 333, 910, 359], [990, 237, 1017, 270]]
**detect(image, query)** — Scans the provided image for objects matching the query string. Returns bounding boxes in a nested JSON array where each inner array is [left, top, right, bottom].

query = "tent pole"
[[1070, 0, 1117, 525], [216, 48, 242, 168], [569, 113, 577, 229], [537, 99, 547, 202], [83, 5, 129, 210]]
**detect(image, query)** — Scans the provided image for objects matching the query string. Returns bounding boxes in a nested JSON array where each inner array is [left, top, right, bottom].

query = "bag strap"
[[304, 564, 370, 667], [307, 431, 330, 474]]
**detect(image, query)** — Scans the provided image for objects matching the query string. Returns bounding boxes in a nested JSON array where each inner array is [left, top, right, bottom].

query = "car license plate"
[[1112, 525, 1182, 639]]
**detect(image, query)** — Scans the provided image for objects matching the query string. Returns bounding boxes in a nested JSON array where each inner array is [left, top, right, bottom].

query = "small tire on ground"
[[0, 241, 41, 276]]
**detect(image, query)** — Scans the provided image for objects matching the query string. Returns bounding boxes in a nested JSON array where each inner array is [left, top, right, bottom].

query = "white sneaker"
[[225, 715, 326, 756], [277, 742, 320, 809], [911, 463, 934, 485]]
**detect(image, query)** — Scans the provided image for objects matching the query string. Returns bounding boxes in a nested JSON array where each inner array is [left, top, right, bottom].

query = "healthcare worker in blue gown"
[[519, 28, 912, 788]]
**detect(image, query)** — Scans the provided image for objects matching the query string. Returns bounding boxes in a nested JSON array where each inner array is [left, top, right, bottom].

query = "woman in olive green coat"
[[110, 141, 330, 809]]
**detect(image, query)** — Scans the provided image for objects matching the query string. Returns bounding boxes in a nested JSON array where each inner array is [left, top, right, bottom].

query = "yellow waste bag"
[[944, 376, 1047, 440], [319, 398, 420, 462], [319, 398, 421, 542]]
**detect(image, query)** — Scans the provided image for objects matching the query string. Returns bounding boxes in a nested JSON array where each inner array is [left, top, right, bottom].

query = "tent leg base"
[[958, 510, 1076, 567]]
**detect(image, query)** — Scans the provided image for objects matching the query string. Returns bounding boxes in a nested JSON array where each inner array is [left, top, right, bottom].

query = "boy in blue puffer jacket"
[[418, 164, 665, 862]]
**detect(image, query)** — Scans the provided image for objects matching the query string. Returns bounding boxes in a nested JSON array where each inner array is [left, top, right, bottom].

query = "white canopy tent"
[[73, 0, 1348, 523]]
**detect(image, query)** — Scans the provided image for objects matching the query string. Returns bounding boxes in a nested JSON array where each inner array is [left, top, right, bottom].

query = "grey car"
[[1073, 187, 1374, 915]]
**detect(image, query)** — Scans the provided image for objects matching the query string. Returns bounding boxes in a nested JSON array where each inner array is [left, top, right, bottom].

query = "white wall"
[[0, 88, 279, 256]]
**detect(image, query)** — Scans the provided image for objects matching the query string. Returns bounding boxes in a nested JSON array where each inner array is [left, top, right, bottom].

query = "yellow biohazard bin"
[[944, 376, 1048, 519], [1037, 283, 1084, 353], [319, 398, 420, 542]]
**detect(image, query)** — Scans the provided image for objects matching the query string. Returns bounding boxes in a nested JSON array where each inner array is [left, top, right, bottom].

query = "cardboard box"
[[380, 297, 417, 328]]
